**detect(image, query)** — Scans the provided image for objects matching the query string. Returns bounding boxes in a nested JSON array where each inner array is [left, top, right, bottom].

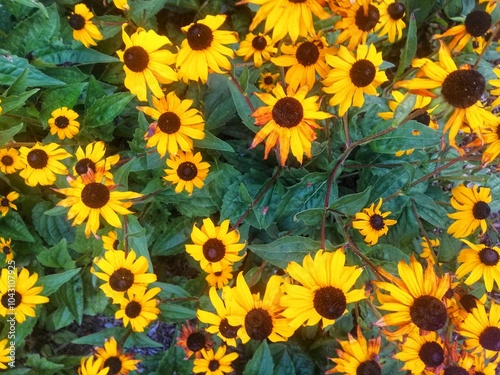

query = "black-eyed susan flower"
[[113, 0, 129, 11], [373, 255, 451, 341], [164, 151, 210, 196], [19, 142, 71, 186], [117, 25, 177, 102], [446, 291, 485, 327], [68, 4, 103, 48], [186, 218, 245, 273], [323, 44, 387, 117], [0, 339, 11, 370], [0, 191, 19, 217], [0, 238, 13, 263], [235, 33, 276, 68], [456, 240, 500, 292], [94, 337, 140, 375], [393, 330, 445, 374], [137, 92, 205, 158], [333, 0, 380, 50], [352, 198, 397, 246], [78, 356, 109, 375], [458, 352, 497, 375], [271, 34, 333, 91], [205, 264, 233, 289], [176, 15, 238, 83], [250, 84, 332, 166], [227, 273, 295, 343], [197, 287, 241, 347], [458, 301, 500, 359], [281, 249, 366, 328], [395, 42, 498, 152], [55, 171, 142, 237], [258, 72, 279, 93], [73, 142, 119, 182], [115, 287, 161, 332], [176, 321, 213, 359], [0, 148, 25, 174], [326, 326, 381, 375], [48, 107, 80, 140], [374, 0, 406, 43], [468, 121, 500, 167], [102, 231, 121, 252], [0, 268, 49, 323], [434, 9, 492, 54], [489, 66, 500, 108], [91, 250, 157, 303], [447, 184, 491, 238], [239, 0, 330, 43], [193, 346, 239, 375]]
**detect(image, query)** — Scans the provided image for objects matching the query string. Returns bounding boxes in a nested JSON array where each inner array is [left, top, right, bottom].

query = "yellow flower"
[[375, 0, 406, 43], [137, 91, 205, 157], [176, 321, 213, 359], [91, 250, 157, 303], [352, 198, 397, 246], [0, 148, 25, 174], [68, 3, 103, 48], [258, 72, 279, 93], [0, 339, 11, 370], [0, 268, 49, 323], [393, 330, 445, 374], [176, 15, 238, 83], [102, 231, 121, 252], [0, 192, 19, 217], [48, 107, 80, 140], [78, 356, 109, 375], [323, 44, 387, 117], [164, 151, 210, 196], [251, 84, 332, 166], [0, 238, 14, 263], [117, 25, 177, 101], [115, 287, 160, 332], [447, 184, 491, 238], [419, 238, 440, 265], [205, 263, 233, 289], [19, 142, 71, 186], [281, 249, 365, 329], [73, 142, 119, 182], [94, 337, 140, 374], [235, 33, 276, 68], [113, 0, 129, 11], [193, 346, 239, 375]]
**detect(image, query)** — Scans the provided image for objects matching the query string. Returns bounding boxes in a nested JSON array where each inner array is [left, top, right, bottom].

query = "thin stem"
[[343, 112, 350, 147], [123, 216, 129, 257], [343, 228, 384, 282], [410, 198, 436, 265], [474, 21, 500, 69], [228, 71, 255, 113]]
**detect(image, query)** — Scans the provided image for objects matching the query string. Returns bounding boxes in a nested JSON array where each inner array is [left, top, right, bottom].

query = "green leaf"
[[164, 0, 200, 11], [410, 193, 449, 228], [151, 217, 193, 256], [194, 131, 235, 152], [0, 123, 24, 147], [0, 89, 39, 114], [32, 201, 76, 246], [0, 55, 64, 87], [368, 164, 414, 202], [71, 327, 123, 346], [152, 282, 191, 299], [248, 236, 322, 269], [392, 94, 417, 127], [155, 342, 194, 375], [274, 350, 297, 375], [394, 11, 417, 80], [84, 92, 134, 127], [10, 0, 48, 17], [38, 48, 120, 66], [45, 306, 76, 331], [330, 187, 372, 217], [56, 274, 84, 325], [123, 216, 154, 273], [126, 332, 163, 348], [85, 75, 108, 108], [0, 211, 34, 242], [36, 239, 76, 270], [24, 354, 64, 374], [294, 208, 323, 225], [365, 244, 410, 274], [244, 341, 274, 375], [37, 268, 81, 297], [159, 304, 197, 322], [4, 68, 29, 96], [227, 78, 260, 132], [40, 83, 87, 125], [113, 158, 136, 190]]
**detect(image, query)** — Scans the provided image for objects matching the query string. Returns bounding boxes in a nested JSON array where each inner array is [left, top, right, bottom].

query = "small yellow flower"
[[352, 198, 397, 246], [68, 4, 103, 48], [48, 107, 80, 140]]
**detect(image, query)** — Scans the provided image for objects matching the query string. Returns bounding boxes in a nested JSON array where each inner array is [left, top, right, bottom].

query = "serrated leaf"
[[392, 94, 417, 127], [0, 89, 39, 114], [274, 351, 297, 375], [0, 55, 64, 87], [122, 216, 153, 273], [0, 211, 34, 242], [85, 75, 107, 108], [24, 354, 64, 372], [39, 83, 86, 125], [194, 130, 235, 152], [37, 268, 81, 297], [151, 217, 193, 256], [294, 208, 324, 225], [84, 92, 134, 127], [410, 193, 449, 228], [330, 187, 372, 217], [0, 123, 24, 147], [243, 341, 274, 375], [57, 275, 84, 324], [4, 68, 29, 96], [368, 165, 414, 202], [10, 0, 48, 17], [394, 12, 417, 80], [156, 342, 194, 375], [159, 304, 197, 322], [36, 239, 76, 270], [32, 201, 75, 246], [38, 48, 119, 66], [227, 78, 260, 132]]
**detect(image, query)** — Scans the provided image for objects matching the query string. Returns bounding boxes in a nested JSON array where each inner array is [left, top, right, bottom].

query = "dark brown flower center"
[[54, 116, 70, 129], [356, 360, 381, 375], [369, 214, 385, 231], [125, 300, 142, 318], [387, 2, 405, 20], [113, 240, 119, 250], [0, 199, 9, 207], [103, 357, 122, 375], [158, 112, 181, 134], [68, 14, 85, 30], [209, 360, 220, 371], [410, 108, 431, 126], [296, 41, 320, 66], [1, 291, 22, 308], [1, 155, 14, 166], [177, 162, 198, 181], [472, 201, 490, 220], [75, 158, 97, 175], [479, 326, 500, 351], [350, 59, 376, 88], [3, 246, 10, 255], [441, 69, 485, 109], [245, 308, 273, 340], [459, 294, 478, 313], [187, 23, 214, 51], [219, 318, 239, 339], [465, 10, 492, 37], [252, 35, 267, 51], [443, 366, 468, 375], [202, 238, 226, 262], [109, 268, 135, 292], [27, 149, 48, 169], [313, 286, 347, 320], [264, 76, 274, 85], [81, 182, 110, 209], [409, 295, 447, 331], [186, 332, 206, 352], [272, 97, 303, 128], [478, 247, 499, 266], [123, 46, 149, 73], [289, 0, 307, 3], [418, 341, 444, 368], [355, 4, 380, 31]]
